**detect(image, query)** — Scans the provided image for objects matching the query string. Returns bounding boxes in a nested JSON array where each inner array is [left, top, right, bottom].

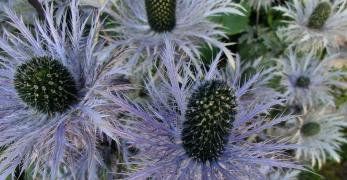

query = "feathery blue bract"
[[108, 42, 303, 180], [0, 0, 131, 179], [227, 56, 283, 106]]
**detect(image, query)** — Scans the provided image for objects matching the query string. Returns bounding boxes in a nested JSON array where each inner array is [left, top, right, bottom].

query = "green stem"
[[28, 0, 45, 20]]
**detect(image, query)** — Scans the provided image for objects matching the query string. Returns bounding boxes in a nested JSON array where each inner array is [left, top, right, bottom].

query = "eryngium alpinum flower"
[[107, 42, 302, 179], [275, 0, 347, 54], [0, 1, 130, 179], [291, 108, 347, 168], [277, 50, 347, 108], [103, 0, 243, 70]]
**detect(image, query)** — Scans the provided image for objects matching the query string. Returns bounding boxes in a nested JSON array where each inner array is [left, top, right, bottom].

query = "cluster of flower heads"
[[273, 0, 347, 175], [0, 0, 346, 179]]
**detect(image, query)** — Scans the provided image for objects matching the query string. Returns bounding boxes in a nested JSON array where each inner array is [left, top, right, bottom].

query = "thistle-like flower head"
[[104, 0, 244, 71], [292, 108, 347, 168], [0, 1, 131, 178], [275, 0, 347, 54], [110, 42, 302, 179], [277, 50, 347, 108]]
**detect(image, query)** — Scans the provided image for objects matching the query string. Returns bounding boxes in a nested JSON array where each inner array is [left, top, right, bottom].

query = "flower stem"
[[28, 0, 45, 20]]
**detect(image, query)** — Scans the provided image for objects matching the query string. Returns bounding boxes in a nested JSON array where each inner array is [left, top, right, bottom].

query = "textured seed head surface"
[[301, 122, 321, 137], [182, 80, 237, 162], [14, 57, 78, 114], [145, 0, 176, 32], [308, 2, 331, 29]]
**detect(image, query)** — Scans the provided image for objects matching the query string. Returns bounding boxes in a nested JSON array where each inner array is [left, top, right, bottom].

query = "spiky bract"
[[263, 168, 300, 180], [227, 56, 282, 104], [182, 80, 236, 162], [14, 57, 77, 114], [145, 0, 176, 32]]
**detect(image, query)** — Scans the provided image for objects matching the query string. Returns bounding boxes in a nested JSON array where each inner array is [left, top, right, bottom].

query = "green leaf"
[[211, 4, 251, 36]]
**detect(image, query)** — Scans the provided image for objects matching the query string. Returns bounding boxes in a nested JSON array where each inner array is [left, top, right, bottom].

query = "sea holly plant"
[[102, 0, 244, 71], [275, 0, 347, 54], [0, 1, 132, 179], [276, 50, 347, 108], [0, 0, 347, 179], [289, 108, 347, 168], [107, 43, 303, 179]]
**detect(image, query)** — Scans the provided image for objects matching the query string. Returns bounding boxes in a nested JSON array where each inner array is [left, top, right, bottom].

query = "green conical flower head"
[[182, 80, 237, 162], [14, 57, 78, 114], [301, 122, 321, 137], [145, 0, 176, 32], [308, 2, 331, 29], [296, 75, 311, 88]]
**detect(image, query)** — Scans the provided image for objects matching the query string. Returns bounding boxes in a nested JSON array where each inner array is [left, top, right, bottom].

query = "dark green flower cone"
[[308, 2, 332, 29], [145, 0, 176, 32], [296, 75, 311, 88], [14, 57, 78, 114], [301, 122, 321, 137], [182, 80, 237, 162]]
